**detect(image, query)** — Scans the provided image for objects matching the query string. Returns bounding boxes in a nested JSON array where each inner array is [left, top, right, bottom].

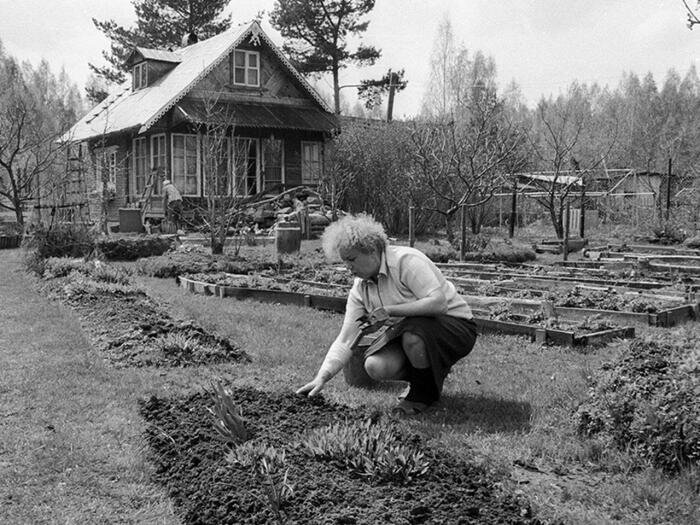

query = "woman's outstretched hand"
[[296, 376, 327, 397]]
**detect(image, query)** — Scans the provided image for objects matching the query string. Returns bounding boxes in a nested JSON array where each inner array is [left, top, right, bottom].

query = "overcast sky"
[[0, 0, 697, 117]]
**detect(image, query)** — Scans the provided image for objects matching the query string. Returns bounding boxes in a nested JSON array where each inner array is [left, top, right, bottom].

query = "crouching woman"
[[296, 214, 477, 416]]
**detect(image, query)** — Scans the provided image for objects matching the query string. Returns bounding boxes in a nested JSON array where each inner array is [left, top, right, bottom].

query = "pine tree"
[[90, 0, 232, 84], [269, 0, 381, 114]]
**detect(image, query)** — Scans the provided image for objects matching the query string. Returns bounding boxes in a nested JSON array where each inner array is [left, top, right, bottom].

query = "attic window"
[[133, 62, 148, 90], [231, 50, 259, 87]]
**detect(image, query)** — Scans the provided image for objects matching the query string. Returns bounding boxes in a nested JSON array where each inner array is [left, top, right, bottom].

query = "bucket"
[[160, 220, 178, 234], [275, 222, 302, 254]]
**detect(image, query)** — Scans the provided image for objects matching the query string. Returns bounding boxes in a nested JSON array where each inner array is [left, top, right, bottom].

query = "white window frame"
[[301, 141, 323, 185], [132, 137, 148, 196], [171, 133, 201, 196], [232, 49, 260, 87], [133, 62, 147, 90], [150, 134, 167, 195]]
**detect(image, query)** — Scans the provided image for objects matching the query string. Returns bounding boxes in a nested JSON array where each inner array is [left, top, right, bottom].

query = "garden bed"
[[179, 276, 635, 347], [466, 288, 698, 328], [139, 386, 539, 524], [46, 272, 248, 368]]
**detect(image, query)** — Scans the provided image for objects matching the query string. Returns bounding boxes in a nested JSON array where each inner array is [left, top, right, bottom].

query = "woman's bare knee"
[[364, 355, 391, 380]]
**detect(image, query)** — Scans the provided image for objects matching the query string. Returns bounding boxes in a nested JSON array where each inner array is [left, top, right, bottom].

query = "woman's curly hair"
[[321, 213, 388, 259]]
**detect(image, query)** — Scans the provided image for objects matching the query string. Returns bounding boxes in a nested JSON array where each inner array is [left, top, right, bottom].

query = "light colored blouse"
[[318, 245, 472, 378]]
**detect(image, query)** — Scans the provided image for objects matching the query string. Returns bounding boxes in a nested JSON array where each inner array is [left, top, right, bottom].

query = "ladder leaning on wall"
[[138, 168, 159, 224]]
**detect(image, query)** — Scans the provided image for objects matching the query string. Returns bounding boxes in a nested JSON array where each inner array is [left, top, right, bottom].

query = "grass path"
[[0, 249, 178, 524]]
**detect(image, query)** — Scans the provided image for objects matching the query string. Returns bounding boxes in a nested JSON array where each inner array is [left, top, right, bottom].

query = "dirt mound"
[[140, 387, 540, 524], [60, 285, 249, 367]]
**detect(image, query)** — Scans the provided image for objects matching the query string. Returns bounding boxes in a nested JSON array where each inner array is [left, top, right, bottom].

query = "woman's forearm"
[[385, 292, 447, 318]]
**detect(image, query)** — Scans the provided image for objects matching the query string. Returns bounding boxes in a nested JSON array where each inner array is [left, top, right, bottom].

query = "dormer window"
[[231, 50, 259, 87], [133, 62, 148, 90]]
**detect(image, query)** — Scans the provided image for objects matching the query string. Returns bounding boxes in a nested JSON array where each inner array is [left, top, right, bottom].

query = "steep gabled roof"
[[64, 21, 333, 143]]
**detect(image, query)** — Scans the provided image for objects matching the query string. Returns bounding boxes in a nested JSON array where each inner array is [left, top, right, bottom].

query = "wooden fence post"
[[460, 204, 466, 261], [563, 200, 571, 261], [509, 178, 517, 239]]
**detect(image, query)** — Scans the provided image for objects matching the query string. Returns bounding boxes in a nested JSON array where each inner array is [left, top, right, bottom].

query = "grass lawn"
[[2, 242, 698, 524]]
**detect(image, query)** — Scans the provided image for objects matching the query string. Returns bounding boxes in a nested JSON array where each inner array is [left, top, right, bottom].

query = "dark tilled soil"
[[57, 285, 249, 367], [140, 387, 541, 524]]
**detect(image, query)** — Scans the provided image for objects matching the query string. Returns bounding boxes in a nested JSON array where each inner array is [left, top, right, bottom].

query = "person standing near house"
[[162, 179, 183, 230], [296, 213, 478, 416]]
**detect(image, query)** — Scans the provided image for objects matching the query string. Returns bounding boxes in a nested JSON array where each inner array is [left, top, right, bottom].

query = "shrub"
[[301, 418, 429, 484], [22, 223, 96, 270], [0, 222, 22, 235], [651, 222, 689, 245], [96, 235, 175, 261], [135, 246, 277, 278], [421, 243, 458, 263], [576, 328, 700, 473]]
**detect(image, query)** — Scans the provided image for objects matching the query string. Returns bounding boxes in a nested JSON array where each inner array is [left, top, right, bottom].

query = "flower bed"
[[140, 386, 538, 524], [44, 268, 248, 367]]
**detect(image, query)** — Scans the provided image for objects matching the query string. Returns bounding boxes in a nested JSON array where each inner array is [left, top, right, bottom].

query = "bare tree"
[[195, 96, 250, 255], [410, 95, 525, 239], [526, 84, 617, 238], [0, 54, 79, 227]]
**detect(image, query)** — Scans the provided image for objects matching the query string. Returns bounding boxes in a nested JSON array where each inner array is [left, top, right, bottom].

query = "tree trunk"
[[333, 65, 340, 114], [211, 239, 224, 255], [13, 197, 25, 227], [444, 213, 455, 244]]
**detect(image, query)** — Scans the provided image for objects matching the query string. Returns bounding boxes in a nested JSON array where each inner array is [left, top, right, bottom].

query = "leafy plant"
[[22, 223, 97, 274], [62, 272, 140, 298], [43, 257, 89, 279], [207, 381, 248, 445], [226, 441, 295, 523], [301, 418, 429, 484], [576, 330, 700, 473]]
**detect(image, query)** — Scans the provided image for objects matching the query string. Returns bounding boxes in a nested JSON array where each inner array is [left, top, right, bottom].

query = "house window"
[[262, 137, 283, 190], [132, 137, 148, 196], [233, 138, 258, 196], [150, 134, 166, 195], [171, 133, 199, 196], [133, 62, 148, 90], [231, 50, 259, 87], [203, 136, 231, 195], [94, 147, 118, 193], [301, 142, 322, 185]]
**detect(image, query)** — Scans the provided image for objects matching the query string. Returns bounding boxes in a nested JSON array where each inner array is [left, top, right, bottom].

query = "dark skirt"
[[364, 315, 478, 395]]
